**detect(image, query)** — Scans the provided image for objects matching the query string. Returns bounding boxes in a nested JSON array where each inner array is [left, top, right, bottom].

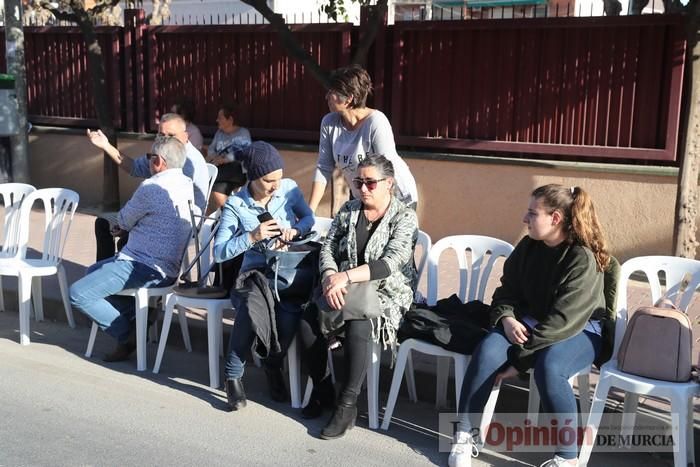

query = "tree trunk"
[[673, 14, 700, 258], [4, 0, 30, 183], [78, 18, 120, 210]]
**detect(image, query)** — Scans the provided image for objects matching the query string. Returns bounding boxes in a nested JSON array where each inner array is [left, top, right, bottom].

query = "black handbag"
[[241, 234, 320, 301]]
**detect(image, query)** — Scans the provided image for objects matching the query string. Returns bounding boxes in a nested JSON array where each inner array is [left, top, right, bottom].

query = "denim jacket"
[[213, 178, 314, 263]]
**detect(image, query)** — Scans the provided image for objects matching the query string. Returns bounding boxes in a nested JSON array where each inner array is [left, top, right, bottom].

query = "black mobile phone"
[[257, 212, 282, 236]]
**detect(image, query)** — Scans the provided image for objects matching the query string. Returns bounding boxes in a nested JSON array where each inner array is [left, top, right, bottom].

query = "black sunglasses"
[[352, 178, 386, 191], [146, 152, 161, 161]]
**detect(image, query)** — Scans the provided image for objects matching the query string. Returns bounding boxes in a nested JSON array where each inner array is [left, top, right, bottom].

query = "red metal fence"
[[0, 10, 688, 163]]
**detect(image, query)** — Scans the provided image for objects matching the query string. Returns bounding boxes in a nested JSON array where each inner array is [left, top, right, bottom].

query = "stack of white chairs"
[[0, 187, 79, 345]]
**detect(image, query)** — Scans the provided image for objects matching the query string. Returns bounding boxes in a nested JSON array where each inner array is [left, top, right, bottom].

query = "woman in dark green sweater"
[[449, 184, 611, 467]]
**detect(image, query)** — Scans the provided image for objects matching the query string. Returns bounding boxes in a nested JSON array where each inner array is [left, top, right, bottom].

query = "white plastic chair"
[[312, 216, 333, 239], [204, 163, 217, 202], [0, 188, 78, 345], [0, 183, 36, 312], [579, 256, 700, 467], [153, 214, 231, 388], [298, 229, 432, 428], [382, 235, 513, 430]]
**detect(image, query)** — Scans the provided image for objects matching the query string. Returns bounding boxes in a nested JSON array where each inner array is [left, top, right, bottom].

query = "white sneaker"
[[539, 455, 578, 467], [448, 431, 479, 467]]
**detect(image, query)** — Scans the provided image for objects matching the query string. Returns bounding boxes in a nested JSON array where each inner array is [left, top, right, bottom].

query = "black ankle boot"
[[301, 377, 336, 419], [225, 378, 247, 411], [264, 366, 289, 403], [320, 395, 357, 440]]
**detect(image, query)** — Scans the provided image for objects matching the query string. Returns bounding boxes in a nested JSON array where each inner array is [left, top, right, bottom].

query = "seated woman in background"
[[299, 154, 418, 439], [206, 103, 252, 212], [308, 65, 418, 212], [213, 141, 313, 411], [449, 184, 612, 467], [171, 96, 203, 151]]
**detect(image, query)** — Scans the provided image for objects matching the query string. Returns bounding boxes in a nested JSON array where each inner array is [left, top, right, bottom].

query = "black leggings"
[[299, 308, 372, 401]]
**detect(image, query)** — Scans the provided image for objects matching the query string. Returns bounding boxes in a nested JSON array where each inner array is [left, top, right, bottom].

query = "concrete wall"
[[27, 130, 679, 263]]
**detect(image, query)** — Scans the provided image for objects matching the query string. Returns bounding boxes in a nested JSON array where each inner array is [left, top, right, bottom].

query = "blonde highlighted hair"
[[532, 184, 610, 271]]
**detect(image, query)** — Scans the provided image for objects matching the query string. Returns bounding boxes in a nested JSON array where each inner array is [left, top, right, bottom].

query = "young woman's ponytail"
[[532, 184, 610, 271]]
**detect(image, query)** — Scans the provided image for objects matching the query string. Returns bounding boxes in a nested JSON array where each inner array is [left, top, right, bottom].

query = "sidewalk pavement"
[[0, 208, 698, 466]]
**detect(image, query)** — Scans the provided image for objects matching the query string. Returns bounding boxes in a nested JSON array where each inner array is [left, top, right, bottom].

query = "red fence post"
[[360, 5, 389, 111], [124, 8, 146, 133]]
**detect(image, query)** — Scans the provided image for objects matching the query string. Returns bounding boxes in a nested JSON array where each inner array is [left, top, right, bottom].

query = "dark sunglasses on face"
[[146, 152, 161, 162], [352, 178, 386, 191]]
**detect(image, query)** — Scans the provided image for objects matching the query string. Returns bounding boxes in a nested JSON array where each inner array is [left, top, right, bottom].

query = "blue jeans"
[[224, 299, 301, 380], [70, 258, 174, 343], [458, 326, 601, 459]]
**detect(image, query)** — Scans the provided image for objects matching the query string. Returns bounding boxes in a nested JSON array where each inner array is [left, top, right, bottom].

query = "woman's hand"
[[494, 365, 519, 386], [279, 228, 299, 243], [322, 272, 349, 310], [502, 317, 530, 345], [206, 154, 227, 166], [250, 219, 281, 243]]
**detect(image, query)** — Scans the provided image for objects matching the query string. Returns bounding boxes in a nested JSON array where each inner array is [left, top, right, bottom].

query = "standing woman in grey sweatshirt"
[[307, 66, 418, 212]]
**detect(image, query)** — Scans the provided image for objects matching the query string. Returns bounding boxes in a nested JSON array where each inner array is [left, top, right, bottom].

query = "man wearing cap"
[[70, 136, 194, 362], [87, 113, 209, 261]]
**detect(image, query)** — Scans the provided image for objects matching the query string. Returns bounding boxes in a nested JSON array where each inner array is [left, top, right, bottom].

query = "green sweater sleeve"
[[507, 246, 604, 371], [489, 237, 527, 326]]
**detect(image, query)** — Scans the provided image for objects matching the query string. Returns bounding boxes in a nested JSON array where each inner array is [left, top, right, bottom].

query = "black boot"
[[301, 377, 336, 419], [225, 378, 247, 411], [103, 329, 136, 362], [320, 394, 357, 440], [264, 366, 289, 403]]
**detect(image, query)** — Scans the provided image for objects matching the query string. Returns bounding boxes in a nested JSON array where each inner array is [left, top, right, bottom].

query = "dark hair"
[[172, 97, 196, 122], [328, 65, 373, 109], [218, 102, 239, 122], [357, 154, 395, 179], [531, 184, 610, 271]]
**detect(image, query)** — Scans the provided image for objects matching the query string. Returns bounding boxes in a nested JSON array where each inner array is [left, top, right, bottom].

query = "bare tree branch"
[[241, 0, 331, 88], [352, 0, 387, 66]]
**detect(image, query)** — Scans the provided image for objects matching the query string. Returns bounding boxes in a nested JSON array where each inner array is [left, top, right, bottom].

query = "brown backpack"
[[617, 298, 693, 382]]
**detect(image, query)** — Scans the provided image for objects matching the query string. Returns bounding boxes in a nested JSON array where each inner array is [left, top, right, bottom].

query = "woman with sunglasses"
[[307, 65, 418, 212], [213, 141, 314, 412], [298, 154, 418, 439], [449, 184, 615, 467]]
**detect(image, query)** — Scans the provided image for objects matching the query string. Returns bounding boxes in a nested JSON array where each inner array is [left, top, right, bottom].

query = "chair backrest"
[[415, 229, 431, 285], [612, 255, 700, 360], [0, 183, 35, 257], [204, 163, 218, 202], [426, 235, 514, 306], [312, 216, 333, 239], [17, 188, 79, 263]]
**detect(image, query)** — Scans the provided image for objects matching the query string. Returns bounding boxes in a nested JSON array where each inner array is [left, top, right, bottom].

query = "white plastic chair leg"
[[57, 264, 75, 328], [18, 273, 32, 345], [453, 356, 467, 410], [577, 373, 591, 426], [405, 351, 417, 402], [175, 304, 192, 352], [620, 393, 639, 437], [207, 307, 223, 388], [435, 355, 450, 408], [153, 295, 176, 374], [381, 342, 410, 430], [85, 322, 98, 357], [527, 372, 541, 425], [288, 336, 302, 408], [367, 340, 381, 429], [134, 289, 149, 372], [670, 394, 690, 467], [302, 376, 313, 408], [480, 382, 501, 441], [578, 377, 612, 467], [31, 276, 43, 321]]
